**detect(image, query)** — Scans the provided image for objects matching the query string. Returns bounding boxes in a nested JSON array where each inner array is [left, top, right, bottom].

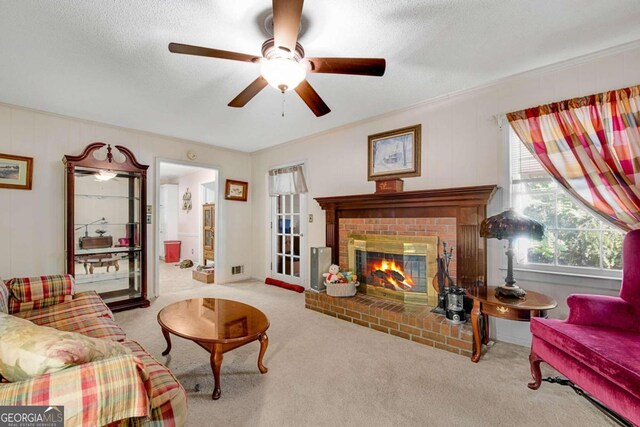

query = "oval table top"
[[157, 298, 269, 344], [465, 286, 557, 311]]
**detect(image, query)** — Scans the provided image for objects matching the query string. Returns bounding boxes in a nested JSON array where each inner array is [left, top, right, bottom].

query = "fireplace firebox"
[[348, 234, 438, 305]]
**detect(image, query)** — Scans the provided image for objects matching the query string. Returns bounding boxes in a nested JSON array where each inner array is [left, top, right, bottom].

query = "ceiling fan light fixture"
[[260, 58, 306, 92], [169, 0, 385, 116], [95, 170, 117, 181]]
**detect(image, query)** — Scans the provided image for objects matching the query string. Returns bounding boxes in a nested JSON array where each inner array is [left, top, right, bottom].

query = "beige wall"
[[176, 168, 217, 263], [251, 43, 640, 345], [0, 105, 252, 295]]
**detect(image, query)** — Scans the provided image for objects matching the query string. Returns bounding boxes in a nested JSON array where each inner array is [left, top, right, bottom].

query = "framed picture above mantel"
[[367, 124, 421, 181]]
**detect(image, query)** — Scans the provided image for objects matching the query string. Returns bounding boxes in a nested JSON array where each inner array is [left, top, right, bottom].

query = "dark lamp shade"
[[480, 209, 545, 241]]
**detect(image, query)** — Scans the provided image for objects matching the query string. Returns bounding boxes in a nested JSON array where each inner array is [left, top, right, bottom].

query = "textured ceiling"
[[1, 1, 640, 152]]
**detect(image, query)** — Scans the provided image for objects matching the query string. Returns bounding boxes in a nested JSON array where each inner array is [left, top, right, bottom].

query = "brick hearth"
[[305, 291, 473, 357]]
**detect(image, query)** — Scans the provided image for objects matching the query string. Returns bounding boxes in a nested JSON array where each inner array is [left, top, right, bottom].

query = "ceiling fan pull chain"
[[282, 91, 286, 117]]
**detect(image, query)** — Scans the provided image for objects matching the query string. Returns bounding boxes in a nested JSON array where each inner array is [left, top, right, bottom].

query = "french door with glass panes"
[[271, 193, 306, 286]]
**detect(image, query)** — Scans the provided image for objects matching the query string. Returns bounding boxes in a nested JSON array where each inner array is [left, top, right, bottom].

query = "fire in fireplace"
[[348, 234, 437, 305], [369, 258, 416, 291]]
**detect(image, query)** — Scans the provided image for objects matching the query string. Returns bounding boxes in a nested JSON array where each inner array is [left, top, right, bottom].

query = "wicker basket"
[[325, 281, 359, 297]]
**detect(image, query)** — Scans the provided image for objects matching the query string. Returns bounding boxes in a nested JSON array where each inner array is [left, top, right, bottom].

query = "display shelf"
[[74, 270, 141, 285], [75, 247, 141, 255], [75, 194, 141, 200], [74, 222, 139, 226]]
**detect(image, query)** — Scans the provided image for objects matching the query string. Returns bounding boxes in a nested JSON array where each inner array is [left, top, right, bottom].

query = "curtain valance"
[[268, 164, 308, 196]]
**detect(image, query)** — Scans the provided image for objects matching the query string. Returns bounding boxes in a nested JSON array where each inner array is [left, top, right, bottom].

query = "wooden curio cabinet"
[[63, 143, 150, 311], [202, 203, 215, 265]]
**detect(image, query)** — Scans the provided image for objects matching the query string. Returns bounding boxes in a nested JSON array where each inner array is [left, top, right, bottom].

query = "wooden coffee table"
[[157, 298, 270, 400], [466, 286, 557, 363]]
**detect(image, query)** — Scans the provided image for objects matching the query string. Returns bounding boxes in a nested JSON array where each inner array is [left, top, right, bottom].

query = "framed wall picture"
[[367, 124, 421, 181], [0, 153, 33, 190], [225, 179, 248, 202]]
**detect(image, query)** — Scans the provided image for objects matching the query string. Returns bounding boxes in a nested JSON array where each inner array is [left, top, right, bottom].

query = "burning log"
[[396, 281, 412, 291], [369, 271, 397, 290], [370, 269, 414, 291], [386, 270, 405, 283], [383, 280, 397, 290], [372, 270, 387, 280]]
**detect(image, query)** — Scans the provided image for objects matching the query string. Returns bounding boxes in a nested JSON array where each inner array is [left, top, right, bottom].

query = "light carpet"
[[115, 279, 613, 427], [157, 261, 205, 294]]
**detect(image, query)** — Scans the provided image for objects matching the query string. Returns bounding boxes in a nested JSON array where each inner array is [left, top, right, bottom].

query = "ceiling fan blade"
[[168, 42, 260, 63], [228, 76, 268, 108], [272, 0, 304, 53], [295, 80, 330, 117], [305, 57, 386, 76]]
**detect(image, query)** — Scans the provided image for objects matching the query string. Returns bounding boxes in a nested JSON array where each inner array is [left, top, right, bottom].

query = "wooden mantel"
[[315, 185, 498, 288]]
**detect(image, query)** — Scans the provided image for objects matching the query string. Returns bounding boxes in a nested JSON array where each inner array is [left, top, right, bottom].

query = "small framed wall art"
[[367, 124, 421, 181], [0, 153, 33, 190], [225, 179, 248, 202]]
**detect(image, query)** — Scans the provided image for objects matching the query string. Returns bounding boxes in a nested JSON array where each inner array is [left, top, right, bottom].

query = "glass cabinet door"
[[73, 168, 142, 303]]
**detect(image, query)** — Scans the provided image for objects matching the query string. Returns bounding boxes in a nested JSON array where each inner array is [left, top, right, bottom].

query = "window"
[[509, 128, 623, 276]]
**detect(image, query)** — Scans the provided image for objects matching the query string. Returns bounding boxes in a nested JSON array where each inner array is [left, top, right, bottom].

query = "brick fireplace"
[[316, 185, 496, 288], [308, 185, 497, 356], [343, 219, 452, 306]]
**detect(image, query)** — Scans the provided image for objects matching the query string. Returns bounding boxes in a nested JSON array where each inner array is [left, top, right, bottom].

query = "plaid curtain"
[[506, 85, 640, 231]]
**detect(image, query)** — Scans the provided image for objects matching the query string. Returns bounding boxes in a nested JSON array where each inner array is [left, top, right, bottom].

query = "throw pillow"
[[0, 312, 130, 382], [0, 279, 8, 314], [7, 275, 74, 313]]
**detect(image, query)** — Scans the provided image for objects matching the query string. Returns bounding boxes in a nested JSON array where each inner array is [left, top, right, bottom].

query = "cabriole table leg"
[[211, 344, 223, 400], [258, 333, 269, 374], [161, 327, 172, 356], [471, 299, 482, 363]]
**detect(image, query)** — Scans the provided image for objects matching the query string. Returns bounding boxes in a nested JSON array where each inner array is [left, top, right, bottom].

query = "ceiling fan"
[[168, 0, 386, 117]]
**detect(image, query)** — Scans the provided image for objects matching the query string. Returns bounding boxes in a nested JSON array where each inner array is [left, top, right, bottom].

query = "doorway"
[[271, 193, 307, 286], [156, 160, 219, 294]]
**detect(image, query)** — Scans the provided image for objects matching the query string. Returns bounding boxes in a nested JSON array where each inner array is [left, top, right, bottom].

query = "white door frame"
[[270, 192, 308, 287], [268, 161, 309, 288], [154, 158, 221, 297]]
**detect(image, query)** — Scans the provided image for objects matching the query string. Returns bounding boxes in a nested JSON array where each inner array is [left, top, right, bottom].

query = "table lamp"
[[480, 209, 545, 298]]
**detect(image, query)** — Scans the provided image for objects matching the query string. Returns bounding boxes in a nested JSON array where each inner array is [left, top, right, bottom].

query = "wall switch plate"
[[309, 214, 313, 223]]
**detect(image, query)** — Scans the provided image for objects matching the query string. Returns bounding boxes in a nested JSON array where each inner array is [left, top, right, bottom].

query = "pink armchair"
[[528, 230, 640, 426]]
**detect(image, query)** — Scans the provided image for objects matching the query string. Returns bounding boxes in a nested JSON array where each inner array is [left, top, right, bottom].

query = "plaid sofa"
[[0, 275, 187, 427]]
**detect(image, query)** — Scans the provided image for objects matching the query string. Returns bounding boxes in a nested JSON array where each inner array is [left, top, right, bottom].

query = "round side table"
[[466, 286, 557, 362]]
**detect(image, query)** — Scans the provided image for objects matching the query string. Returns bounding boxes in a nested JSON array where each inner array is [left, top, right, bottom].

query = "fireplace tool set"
[[431, 242, 466, 324]]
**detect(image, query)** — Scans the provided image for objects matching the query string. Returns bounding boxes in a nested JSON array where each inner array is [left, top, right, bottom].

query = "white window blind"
[[510, 134, 547, 181]]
